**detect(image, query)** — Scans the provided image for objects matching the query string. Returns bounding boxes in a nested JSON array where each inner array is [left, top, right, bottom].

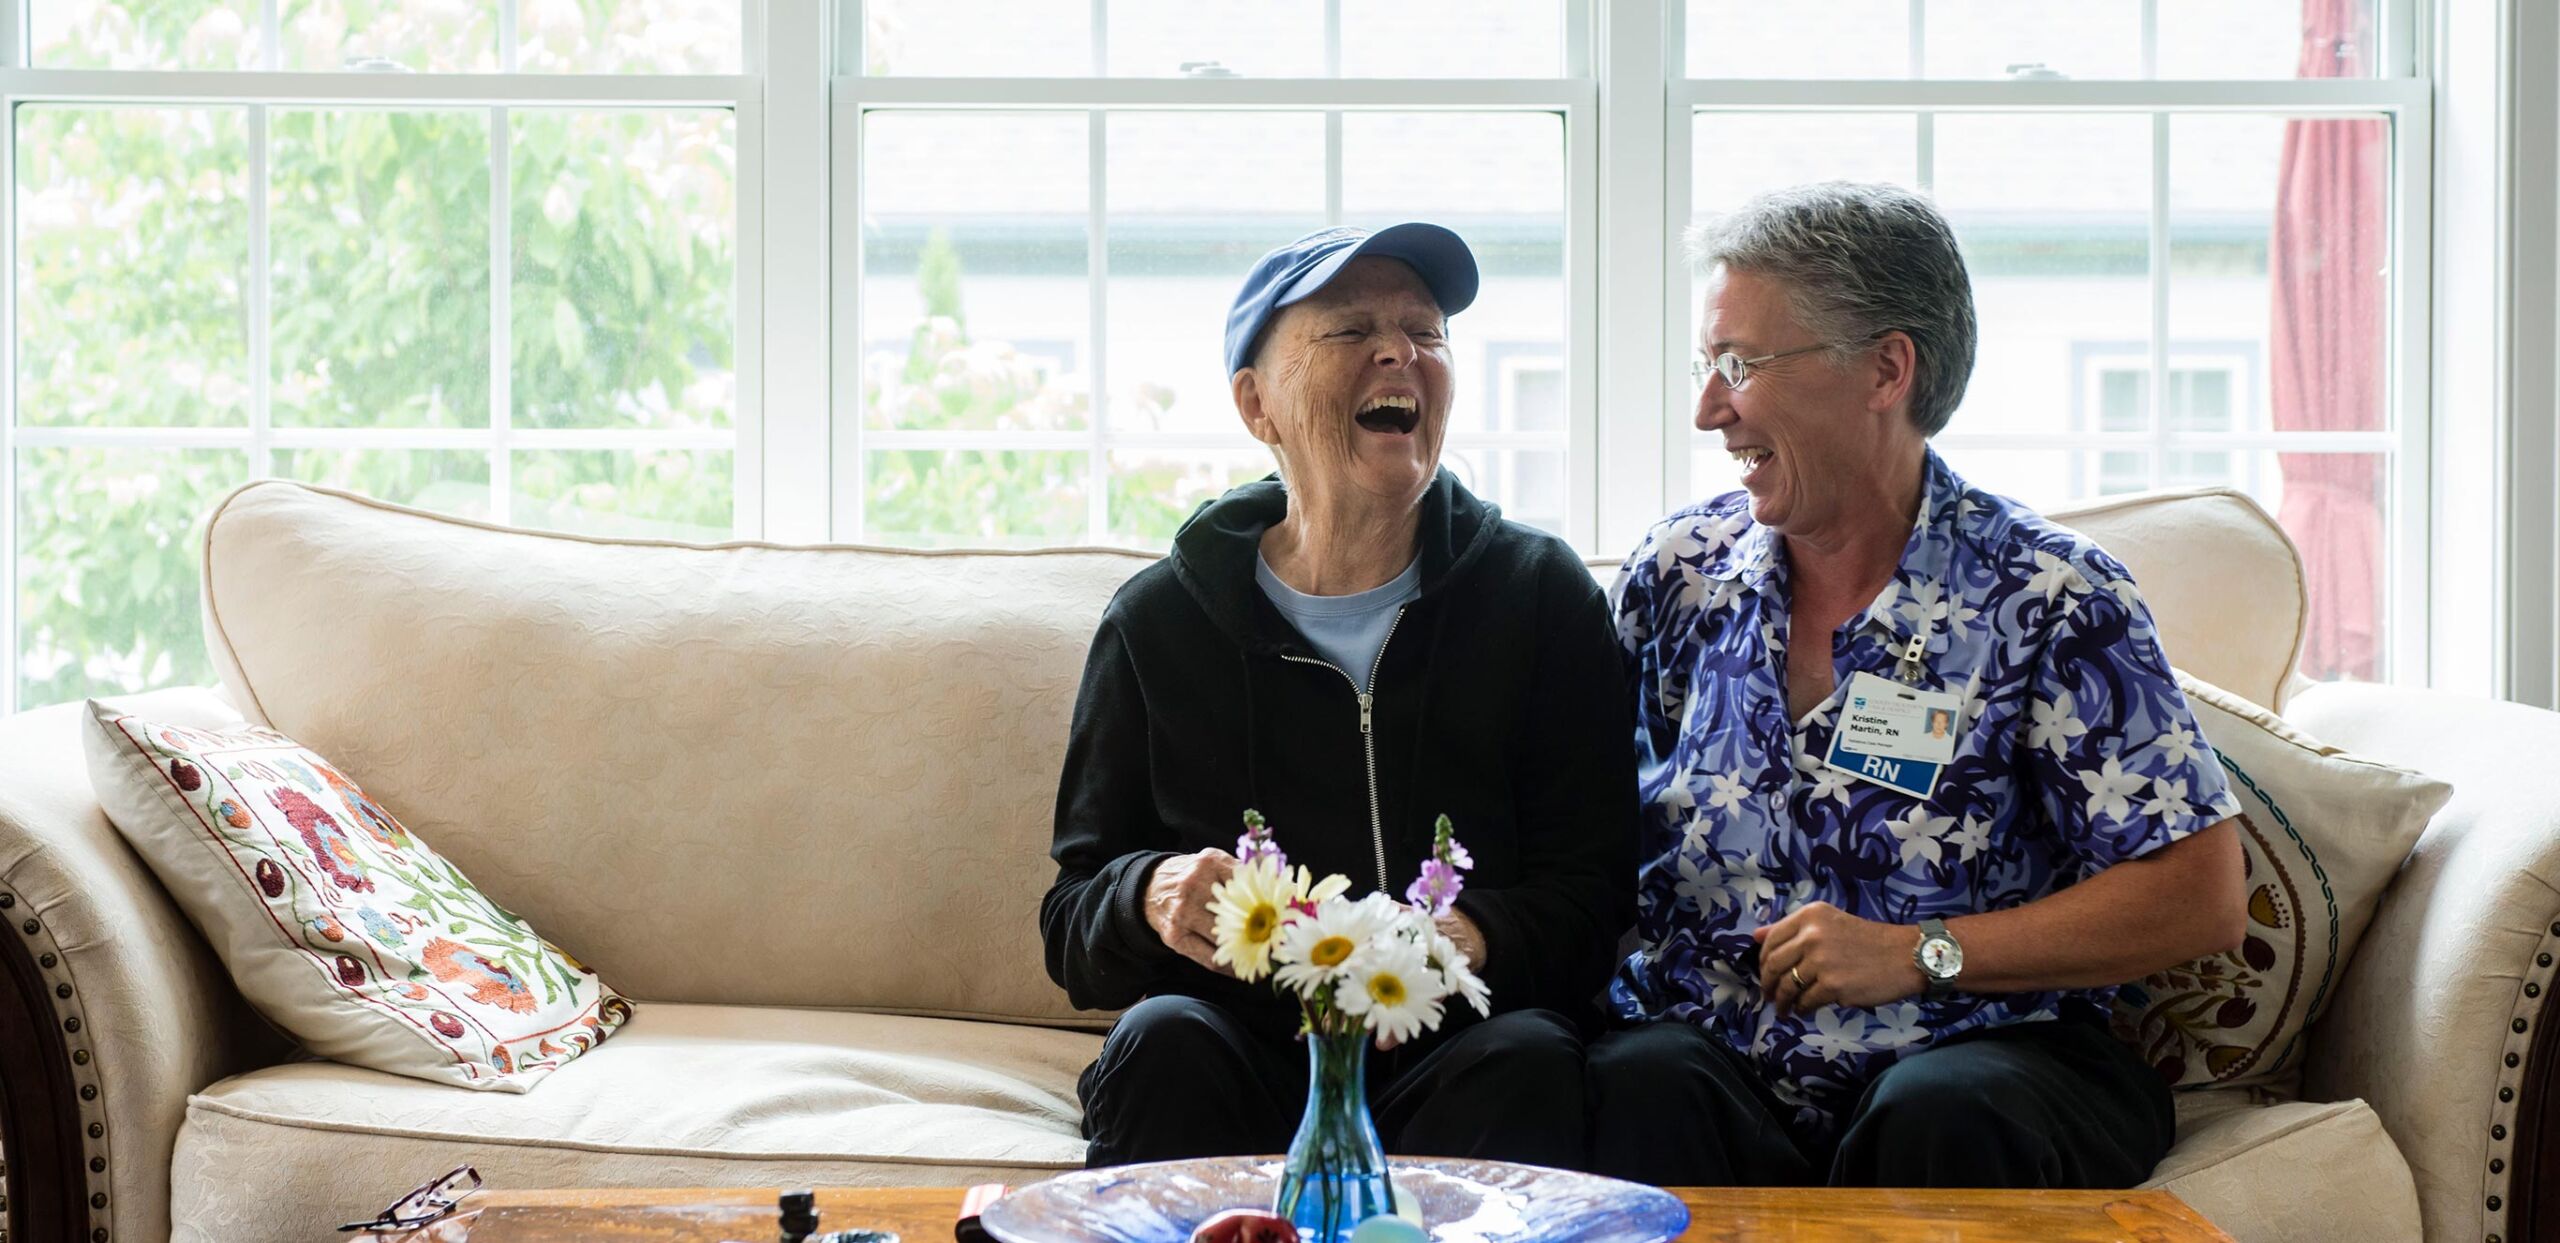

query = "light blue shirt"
[[1255, 552, 1423, 687]]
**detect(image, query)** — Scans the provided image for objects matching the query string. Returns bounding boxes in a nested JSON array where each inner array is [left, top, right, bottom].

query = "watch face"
[[1920, 936, 1963, 979]]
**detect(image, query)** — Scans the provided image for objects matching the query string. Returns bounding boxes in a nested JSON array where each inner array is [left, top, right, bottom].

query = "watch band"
[[1916, 917, 1959, 1000]]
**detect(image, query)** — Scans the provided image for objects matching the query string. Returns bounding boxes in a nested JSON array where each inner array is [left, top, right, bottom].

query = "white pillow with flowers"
[[81, 701, 630, 1091]]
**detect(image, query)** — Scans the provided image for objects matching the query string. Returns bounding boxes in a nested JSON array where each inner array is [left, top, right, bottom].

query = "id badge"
[[1822, 671, 1962, 799]]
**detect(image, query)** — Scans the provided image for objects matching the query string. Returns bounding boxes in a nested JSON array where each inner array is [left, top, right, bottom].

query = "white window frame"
[[1647, 0, 2434, 684], [3, 0, 2502, 711], [825, 0, 1600, 552], [0, 1, 786, 715]]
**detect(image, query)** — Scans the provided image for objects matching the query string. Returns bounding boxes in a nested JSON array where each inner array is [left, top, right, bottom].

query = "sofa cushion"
[[2144, 1092, 2421, 1243], [168, 1002, 1097, 1243], [2108, 675, 2448, 1094], [82, 701, 631, 1092], [2041, 488, 2307, 713], [201, 480, 1153, 1023]]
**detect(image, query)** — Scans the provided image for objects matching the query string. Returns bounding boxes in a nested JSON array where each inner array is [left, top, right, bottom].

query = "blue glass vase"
[[1271, 1028, 1394, 1243]]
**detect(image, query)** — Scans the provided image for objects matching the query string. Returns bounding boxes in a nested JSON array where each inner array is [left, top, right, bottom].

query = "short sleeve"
[[2021, 553, 2244, 872], [1609, 531, 1679, 766]]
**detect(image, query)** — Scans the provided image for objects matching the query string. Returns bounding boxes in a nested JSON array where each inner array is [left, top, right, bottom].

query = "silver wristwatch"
[[1913, 917, 1964, 1000]]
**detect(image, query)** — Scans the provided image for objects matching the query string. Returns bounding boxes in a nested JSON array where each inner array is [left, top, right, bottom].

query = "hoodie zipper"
[[1277, 604, 1408, 895]]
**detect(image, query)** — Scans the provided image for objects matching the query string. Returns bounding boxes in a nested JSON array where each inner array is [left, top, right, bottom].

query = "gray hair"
[[1686, 181, 1977, 437]]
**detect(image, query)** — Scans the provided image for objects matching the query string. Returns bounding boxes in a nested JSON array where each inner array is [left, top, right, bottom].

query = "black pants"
[[1078, 995, 1588, 1170], [1585, 1015, 2175, 1188]]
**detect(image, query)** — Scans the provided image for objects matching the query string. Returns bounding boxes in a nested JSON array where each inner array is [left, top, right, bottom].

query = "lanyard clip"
[[1895, 633, 1928, 685]]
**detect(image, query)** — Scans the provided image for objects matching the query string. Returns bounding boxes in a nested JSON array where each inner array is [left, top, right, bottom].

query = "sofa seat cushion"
[[2143, 1091, 2420, 1243], [168, 1002, 1100, 1243]]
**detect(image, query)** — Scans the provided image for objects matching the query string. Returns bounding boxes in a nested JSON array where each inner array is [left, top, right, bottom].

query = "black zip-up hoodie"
[[1040, 469, 1640, 1030]]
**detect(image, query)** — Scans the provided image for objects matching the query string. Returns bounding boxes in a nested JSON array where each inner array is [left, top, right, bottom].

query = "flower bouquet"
[[1205, 810, 1489, 1243]]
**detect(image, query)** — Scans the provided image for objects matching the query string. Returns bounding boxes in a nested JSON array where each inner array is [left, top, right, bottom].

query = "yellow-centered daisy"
[[1208, 859, 1296, 982], [1273, 893, 1397, 994]]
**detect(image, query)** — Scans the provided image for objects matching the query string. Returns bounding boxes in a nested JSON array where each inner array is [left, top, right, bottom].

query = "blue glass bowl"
[[979, 1156, 1690, 1243]]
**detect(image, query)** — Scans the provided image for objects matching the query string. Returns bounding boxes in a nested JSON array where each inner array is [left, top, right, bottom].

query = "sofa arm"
[[2286, 682, 2560, 1243], [0, 688, 285, 1243]]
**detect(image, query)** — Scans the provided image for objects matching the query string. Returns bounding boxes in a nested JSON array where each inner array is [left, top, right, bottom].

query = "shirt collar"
[[1704, 448, 1969, 650]]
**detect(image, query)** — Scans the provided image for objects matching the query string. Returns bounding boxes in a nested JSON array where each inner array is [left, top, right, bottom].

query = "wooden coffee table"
[[380, 1184, 2236, 1242]]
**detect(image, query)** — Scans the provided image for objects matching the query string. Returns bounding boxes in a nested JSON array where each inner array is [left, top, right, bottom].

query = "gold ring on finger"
[[1789, 966, 1808, 989]]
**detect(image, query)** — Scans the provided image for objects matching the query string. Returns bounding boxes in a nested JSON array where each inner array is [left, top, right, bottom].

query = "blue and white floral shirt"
[[1607, 448, 2241, 1140]]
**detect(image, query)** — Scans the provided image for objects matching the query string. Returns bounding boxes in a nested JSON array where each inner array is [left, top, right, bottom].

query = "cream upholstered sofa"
[[1, 479, 2554, 1243]]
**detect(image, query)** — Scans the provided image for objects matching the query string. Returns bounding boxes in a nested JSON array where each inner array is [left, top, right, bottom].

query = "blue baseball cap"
[[1222, 223, 1480, 376]]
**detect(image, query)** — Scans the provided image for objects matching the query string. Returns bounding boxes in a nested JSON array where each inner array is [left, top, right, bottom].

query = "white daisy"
[[2079, 756, 2148, 823], [1208, 859, 1297, 982], [1337, 934, 1449, 1045], [1428, 930, 1492, 1018], [1271, 894, 1395, 995]]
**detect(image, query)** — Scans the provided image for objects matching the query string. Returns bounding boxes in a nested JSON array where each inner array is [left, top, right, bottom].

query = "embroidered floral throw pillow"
[[82, 701, 631, 1092], [2107, 674, 2447, 1093]]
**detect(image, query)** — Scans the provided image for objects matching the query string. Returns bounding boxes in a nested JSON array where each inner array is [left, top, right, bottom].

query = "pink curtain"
[[2269, 0, 2387, 680]]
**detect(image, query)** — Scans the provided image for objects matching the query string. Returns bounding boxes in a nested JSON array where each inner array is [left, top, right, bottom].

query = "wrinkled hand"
[[1145, 849, 1237, 975], [1434, 909, 1487, 972], [1753, 902, 1925, 1017]]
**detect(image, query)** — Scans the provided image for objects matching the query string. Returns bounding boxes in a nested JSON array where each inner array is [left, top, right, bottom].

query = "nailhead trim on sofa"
[[0, 883, 112, 1243], [2501, 920, 2560, 1243]]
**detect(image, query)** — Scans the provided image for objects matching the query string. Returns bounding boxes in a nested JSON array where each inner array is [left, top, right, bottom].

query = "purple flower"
[[1404, 815, 1475, 915], [1406, 858, 1462, 915], [1236, 808, 1287, 870]]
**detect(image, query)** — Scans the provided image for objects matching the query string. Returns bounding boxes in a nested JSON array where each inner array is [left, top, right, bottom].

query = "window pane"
[[16, 448, 247, 708], [1106, 112, 1324, 437], [1694, 113, 1920, 217], [1689, 1, 2341, 80], [1341, 0, 1563, 78], [1445, 447, 1568, 537], [33, 1, 263, 69], [271, 449, 492, 517], [1687, 0, 1906, 80], [278, 0, 499, 72], [864, 450, 1088, 548], [2172, 112, 2390, 681], [516, 0, 742, 73], [2159, 0, 2376, 80], [2240, 450, 2389, 681], [511, 110, 736, 432], [1106, 1, 1325, 78], [1107, 449, 1272, 547], [863, 113, 1089, 433], [16, 107, 250, 429], [1343, 113, 1566, 440], [272, 109, 491, 429], [510, 449, 732, 539], [1923, 1, 2141, 81], [1937, 113, 2152, 437], [862, 0, 1092, 76], [1930, 447, 2131, 510]]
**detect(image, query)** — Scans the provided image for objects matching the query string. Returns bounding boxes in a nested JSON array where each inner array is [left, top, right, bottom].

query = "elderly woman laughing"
[[1590, 182, 2248, 1190], [1041, 225, 1639, 1170]]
